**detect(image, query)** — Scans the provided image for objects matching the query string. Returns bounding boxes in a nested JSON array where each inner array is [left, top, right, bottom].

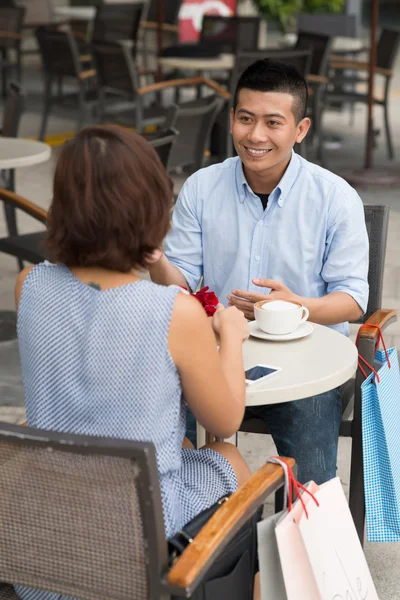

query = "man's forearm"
[[295, 291, 363, 325], [148, 254, 190, 289]]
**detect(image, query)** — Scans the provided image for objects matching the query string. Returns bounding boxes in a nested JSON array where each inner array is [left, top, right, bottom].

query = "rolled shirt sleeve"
[[164, 176, 203, 293], [322, 187, 369, 314]]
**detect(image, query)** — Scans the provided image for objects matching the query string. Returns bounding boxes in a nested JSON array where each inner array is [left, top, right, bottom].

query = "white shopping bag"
[[257, 459, 379, 600], [257, 511, 286, 600], [275, 477, 379, 600], [297, 477, 379, 600]]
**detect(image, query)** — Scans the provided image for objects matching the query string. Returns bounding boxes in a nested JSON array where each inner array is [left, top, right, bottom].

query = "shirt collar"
[[236, 150, 300, 207]]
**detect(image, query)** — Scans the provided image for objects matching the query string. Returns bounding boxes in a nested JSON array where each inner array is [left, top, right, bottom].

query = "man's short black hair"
[[233, 59, 308, 123]]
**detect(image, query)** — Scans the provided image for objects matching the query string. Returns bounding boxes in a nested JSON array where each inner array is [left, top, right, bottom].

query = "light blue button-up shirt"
[[165, 152, 369, 335]]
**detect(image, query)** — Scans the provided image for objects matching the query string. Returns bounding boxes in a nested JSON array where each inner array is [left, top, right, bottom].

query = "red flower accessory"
[[194, 286, 219, 316], [180, 285, 219, 316]]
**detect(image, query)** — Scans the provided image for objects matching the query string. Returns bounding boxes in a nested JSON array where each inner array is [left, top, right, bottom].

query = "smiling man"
[[149, 60, 369, 484]]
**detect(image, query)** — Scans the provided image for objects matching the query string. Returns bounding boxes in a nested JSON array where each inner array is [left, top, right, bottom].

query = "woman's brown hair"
[[46, 125, 173, 272]]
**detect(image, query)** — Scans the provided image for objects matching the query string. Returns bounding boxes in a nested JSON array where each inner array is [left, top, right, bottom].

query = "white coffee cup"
[[254, 300, 309, 335]]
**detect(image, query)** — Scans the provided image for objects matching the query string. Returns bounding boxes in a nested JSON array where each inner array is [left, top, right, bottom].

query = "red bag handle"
[[355, 323, 391, 383], [271, 457, 319, 519]]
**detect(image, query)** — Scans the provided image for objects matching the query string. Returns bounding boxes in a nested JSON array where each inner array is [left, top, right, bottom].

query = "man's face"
[[230, 88, 310, 178]]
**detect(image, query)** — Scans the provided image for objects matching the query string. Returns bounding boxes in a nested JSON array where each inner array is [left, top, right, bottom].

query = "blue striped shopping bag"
[[359, 327, 400, 542]]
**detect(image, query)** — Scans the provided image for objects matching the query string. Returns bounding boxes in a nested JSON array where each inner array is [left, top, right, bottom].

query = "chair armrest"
[[141, 21, 179, 34], [307, 74, 329, 85], [0, 31, 23, 41], [79, 68, 96, 80], [166, 458, 295, 595], [137, 76, 231, 100], [330, 59, 392, 77], [358, 309, 397, 340], [0, 188, 47, 223]]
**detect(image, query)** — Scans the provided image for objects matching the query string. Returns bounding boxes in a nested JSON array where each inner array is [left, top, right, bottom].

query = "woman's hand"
[[212, 304, 250, 342]]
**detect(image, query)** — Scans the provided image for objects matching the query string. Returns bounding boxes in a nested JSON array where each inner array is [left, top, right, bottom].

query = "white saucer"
[[249, 320, 314, 341]]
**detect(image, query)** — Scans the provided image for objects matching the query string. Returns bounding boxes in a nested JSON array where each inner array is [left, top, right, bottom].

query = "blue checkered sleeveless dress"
[[16, 262, 237, 600]]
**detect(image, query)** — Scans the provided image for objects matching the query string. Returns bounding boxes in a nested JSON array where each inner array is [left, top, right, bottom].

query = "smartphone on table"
[[245, 364, 282, 386]]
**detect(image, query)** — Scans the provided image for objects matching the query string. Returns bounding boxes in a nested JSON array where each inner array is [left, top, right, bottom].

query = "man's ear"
[[229, 107, 234, 134], [295, 117, 311, 144]]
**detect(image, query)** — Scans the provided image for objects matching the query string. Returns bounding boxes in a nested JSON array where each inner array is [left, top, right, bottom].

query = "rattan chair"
[[144, 126, 179, 171], [240, 204, 397, 545], [0, 422, 294, 600], [35, 25, 98, 141]]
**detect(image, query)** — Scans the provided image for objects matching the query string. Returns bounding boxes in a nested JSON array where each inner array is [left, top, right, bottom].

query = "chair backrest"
[[0, 422, 168, 600], [2, 81, 23, 138], [362, 205, 389, 323], [35, 26, 81, 78], [377, 28, 400, 71], [295, 31, 332, 76], [92, 2, 145, 45], [93, 40, 139, 94], [0, 6, 25, 48], [230, 49, 312, 93], [168, 94, 225, 172], [296, 13, 358, 38], [145, 126, 179, 170], [146, 0, 182, 25], [200, 16, 260, 54]]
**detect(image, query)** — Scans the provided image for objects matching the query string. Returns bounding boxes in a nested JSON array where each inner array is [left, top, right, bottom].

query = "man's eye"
[[239, 116, 251, 123], [268, 120, 280, 126]]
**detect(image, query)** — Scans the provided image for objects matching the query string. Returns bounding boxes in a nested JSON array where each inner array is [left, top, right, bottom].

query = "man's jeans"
[[185, 388, 342, 484]]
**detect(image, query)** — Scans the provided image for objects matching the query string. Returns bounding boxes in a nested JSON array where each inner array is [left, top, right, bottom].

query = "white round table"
[[196, 323, 358, 446], [53, 6, 96, 21], [0, 138, 51, 170], [159, 53, 234, 73]]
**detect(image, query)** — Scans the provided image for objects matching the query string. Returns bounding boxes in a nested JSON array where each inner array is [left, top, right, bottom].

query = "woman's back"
[[18, 263, 186, 525]]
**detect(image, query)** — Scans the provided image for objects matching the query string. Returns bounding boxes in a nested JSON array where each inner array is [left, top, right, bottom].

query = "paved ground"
[[0, 42, 400, 597]]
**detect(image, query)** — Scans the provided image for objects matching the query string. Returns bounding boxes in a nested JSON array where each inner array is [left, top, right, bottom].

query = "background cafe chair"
[[239, 204, 397, 545], [0, 421, 294, 600]]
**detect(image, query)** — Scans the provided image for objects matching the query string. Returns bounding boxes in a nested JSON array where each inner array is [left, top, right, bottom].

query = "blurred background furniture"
[[35, 25, 98, 140], [327, 28, 400, 160], [136, 77, 230, 173], [0, 422, 293, 600], [144, 126, 179, 171], [0, 80, 24, 191], [0, 6, 25, 97]]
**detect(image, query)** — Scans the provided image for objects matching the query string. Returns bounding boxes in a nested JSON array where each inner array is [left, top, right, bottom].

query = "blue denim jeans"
[[185, 388, 342, 484]]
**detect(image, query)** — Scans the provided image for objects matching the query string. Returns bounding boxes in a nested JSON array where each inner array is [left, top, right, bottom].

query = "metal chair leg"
[[39, 76, 52, 142], [1, 49, 7, 99], [383, 101, 394, 160], [3, 169, 23, 271], [77, 86, 85, 132]]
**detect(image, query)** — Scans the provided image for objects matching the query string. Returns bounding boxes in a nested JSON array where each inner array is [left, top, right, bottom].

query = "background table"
[[197, 323, 358, 447], [159, 54, 234, 73], [0, 138, 51, 170], [53, 6, 96, 20]]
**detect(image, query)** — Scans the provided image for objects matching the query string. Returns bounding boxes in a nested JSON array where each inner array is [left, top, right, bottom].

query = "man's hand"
[[227, 278, 298, 320]]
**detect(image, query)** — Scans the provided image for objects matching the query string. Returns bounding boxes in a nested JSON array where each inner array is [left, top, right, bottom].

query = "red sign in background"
[[179, 0, 237, 42]]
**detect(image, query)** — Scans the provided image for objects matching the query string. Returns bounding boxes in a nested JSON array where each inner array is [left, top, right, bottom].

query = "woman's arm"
[[169, 294, 249, 439]]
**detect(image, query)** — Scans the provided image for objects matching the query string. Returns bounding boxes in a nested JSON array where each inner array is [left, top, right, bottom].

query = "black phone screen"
[[245, 365, 279, 381]]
